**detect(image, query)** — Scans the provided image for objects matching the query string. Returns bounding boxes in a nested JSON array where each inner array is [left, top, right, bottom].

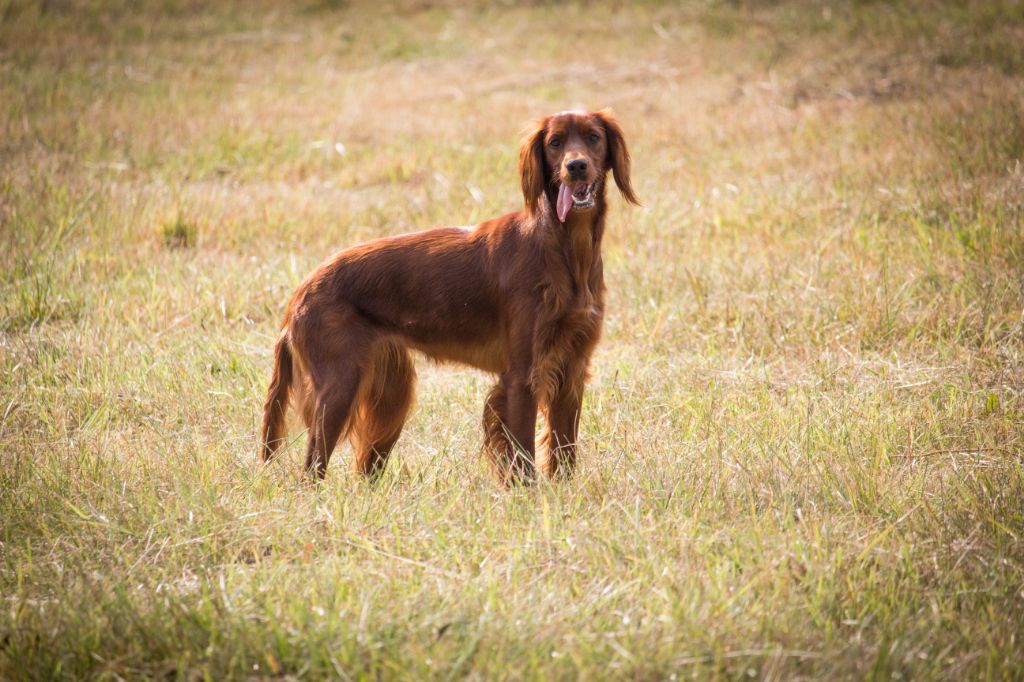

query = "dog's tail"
[[260, 330, 294, 462]]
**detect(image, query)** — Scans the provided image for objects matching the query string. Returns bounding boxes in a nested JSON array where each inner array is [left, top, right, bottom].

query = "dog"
[[259, 109, 638, 483]]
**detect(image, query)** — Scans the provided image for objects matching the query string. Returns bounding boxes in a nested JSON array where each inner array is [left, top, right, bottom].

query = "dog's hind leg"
[[295, 312, 374, 480], [349, 342, 416, 479], [304, 369, 363, 480]]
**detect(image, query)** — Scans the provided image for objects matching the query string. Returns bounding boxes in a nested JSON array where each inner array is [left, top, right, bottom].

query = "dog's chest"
[[528, 298, 603, 403], [538, 258, 603, 318]]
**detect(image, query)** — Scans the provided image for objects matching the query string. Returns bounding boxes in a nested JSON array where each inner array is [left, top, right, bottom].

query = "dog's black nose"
[[567, 159, 588, 177]]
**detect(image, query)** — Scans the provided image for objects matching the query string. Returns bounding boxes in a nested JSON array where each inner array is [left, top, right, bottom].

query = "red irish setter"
[[260, 109, 638, 483]]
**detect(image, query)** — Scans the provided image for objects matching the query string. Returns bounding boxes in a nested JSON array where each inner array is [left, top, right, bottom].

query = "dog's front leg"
[[504, 373, 538, 482], [540, 378, 584, 479], [482, 372, 537, 485]]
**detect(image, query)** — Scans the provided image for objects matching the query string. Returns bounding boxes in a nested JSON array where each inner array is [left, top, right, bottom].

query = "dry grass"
[[1, 0, 1023, 679]]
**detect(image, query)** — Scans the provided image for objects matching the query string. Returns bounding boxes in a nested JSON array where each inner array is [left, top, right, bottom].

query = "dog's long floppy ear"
[[596, 109, 640, 206], [519, 117, 548, 217]]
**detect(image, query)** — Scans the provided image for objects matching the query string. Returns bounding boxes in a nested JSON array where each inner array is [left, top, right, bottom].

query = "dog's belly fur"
[[408, 336, 508, 374]]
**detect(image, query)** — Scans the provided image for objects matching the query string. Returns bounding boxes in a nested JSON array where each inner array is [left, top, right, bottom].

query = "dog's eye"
[[588, 133, 600, 144], [548, 137, 562, 148]]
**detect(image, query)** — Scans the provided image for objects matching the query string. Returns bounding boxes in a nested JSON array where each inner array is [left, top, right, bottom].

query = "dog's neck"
[[542, 178, 607, 298]]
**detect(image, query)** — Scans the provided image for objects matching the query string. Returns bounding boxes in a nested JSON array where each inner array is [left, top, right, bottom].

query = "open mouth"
[[556, 178, 600, 222]]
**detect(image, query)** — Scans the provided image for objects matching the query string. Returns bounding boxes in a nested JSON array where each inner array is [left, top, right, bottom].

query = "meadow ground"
[[2, 0, 1023, 678]]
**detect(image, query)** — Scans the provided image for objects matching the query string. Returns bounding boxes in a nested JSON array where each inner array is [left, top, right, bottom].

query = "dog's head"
[[519, 109, 639, 222]]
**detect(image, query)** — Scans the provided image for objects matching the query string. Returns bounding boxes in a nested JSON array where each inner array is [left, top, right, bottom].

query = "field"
[[2, 0, 1023, 678]]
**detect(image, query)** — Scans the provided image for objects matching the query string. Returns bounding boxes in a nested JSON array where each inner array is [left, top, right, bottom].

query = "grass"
[[1, 0, 1023, 678]]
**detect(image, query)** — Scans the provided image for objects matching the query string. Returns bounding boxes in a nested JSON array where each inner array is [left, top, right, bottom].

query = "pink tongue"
[[557, 183, 572, 222]]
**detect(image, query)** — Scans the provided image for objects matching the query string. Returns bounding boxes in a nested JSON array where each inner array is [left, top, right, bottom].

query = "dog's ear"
[[596, 109, 640, 206], [519, 116, 548, 217]]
